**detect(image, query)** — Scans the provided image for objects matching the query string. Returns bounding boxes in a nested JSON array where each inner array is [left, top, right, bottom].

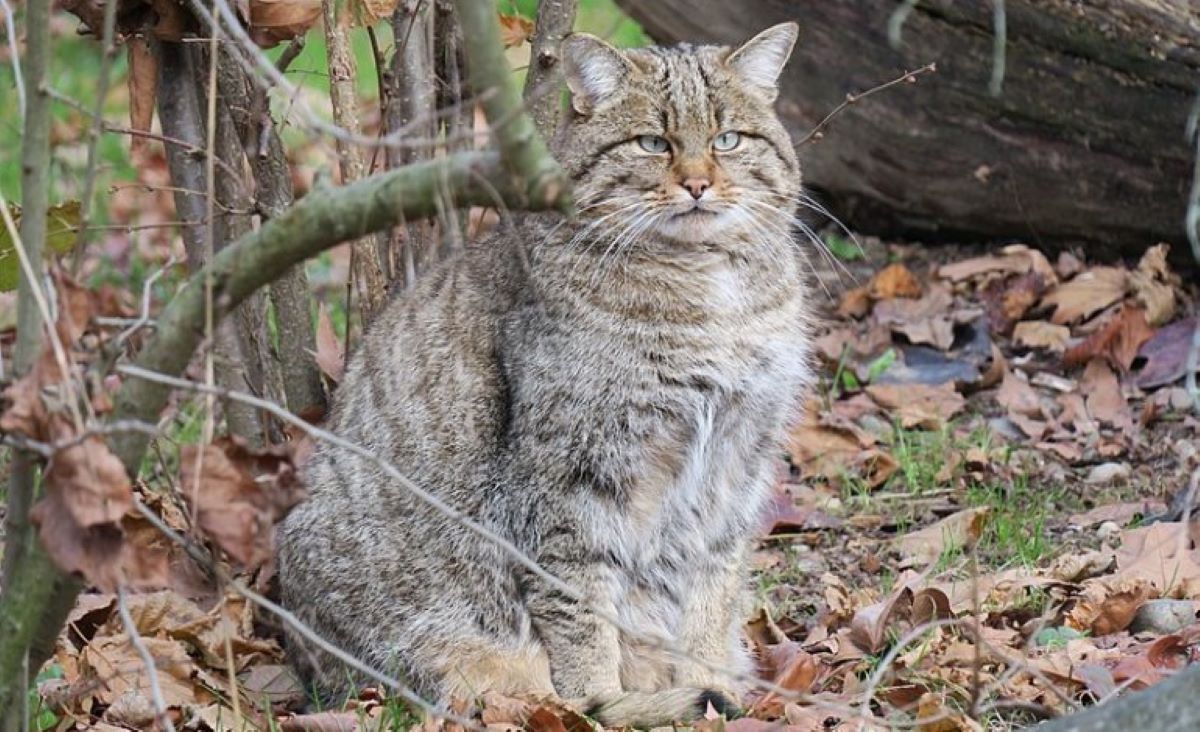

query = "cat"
[[277, 21, 814, 728]]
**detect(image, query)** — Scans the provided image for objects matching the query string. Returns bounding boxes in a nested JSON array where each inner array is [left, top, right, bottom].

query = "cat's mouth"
[[673, 206, 718, 219]]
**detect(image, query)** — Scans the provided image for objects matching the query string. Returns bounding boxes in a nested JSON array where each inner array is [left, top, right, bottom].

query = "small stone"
[[1096, 521, 1121, 541], [1086, 462, 1132, 485], [1130, 599, 1198, 635]]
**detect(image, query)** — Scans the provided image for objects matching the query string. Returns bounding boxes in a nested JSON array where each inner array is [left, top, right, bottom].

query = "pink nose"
[[682, 177, 711, 200]]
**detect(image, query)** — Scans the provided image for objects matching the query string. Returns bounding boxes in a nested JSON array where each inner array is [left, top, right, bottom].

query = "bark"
[[617, 0, 1200, 262], [157, 40, 263, 441], [322, 0, 390, 319], [215, 45, 325, 418], [524, 0, 577, 137], [389, 0, 439, 287], [433, 0, 470, 255]]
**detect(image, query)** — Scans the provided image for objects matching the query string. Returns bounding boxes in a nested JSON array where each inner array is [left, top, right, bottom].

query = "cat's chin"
[[653, 208, 737, 243]]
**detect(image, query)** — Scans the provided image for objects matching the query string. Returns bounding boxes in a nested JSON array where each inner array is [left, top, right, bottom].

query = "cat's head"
[[554, 23, 801, 248]]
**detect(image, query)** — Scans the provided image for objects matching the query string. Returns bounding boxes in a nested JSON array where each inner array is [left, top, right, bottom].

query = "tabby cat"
[[277, 22, 814, 727]]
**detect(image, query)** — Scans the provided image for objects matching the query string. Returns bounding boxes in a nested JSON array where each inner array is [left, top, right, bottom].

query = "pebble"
[[1096, 521, 1121, 541], [1130, 599, 1198, 635], [1086, 462, 1132, 485]]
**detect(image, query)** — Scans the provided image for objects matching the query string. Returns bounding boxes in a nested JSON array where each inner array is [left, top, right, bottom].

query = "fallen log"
[[618, 0, 1200, 262]]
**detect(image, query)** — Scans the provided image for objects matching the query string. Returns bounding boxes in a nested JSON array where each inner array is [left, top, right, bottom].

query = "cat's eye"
[[637, 135, 670, 154], [713, 131, 742, 152]]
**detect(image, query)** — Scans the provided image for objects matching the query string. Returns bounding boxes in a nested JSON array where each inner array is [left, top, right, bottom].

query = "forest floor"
[[14, 218, 1198, 732]]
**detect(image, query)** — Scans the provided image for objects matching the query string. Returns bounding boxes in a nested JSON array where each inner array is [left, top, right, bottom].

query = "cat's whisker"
[[735, 206, 834, 298], [768, 191, 865, 259], [739, 199, 853, 287]]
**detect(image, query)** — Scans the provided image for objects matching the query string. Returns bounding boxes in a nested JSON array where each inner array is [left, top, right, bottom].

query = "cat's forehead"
[[620, 44, 760, 131]]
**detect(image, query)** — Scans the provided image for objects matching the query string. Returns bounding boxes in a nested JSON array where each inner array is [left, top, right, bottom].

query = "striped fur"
[[277, 23, 813, 727]]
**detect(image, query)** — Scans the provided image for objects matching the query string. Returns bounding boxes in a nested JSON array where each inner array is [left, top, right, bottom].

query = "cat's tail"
[[583, 688, 741, 728]]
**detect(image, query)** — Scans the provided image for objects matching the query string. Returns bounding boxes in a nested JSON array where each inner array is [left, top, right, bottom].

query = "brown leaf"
[[936, 244, 1056, 285], [872, 284, 955, 350], [981, 272, 1046, 335], [312, 304, 345, 384], [1081, 360, 1129, 427], [786, 417, 897, 489], [865, 382, 964, 430], [868, 263, 923, 300], [836, 285, 871, 319], [279, 711, 363, 731], [1041, 267, 1128, 325], [995, 369, 1043, 418], [850, 587, 913, 654], [179, 437, 306, 568], [1066, 577, 1154, 635], [1114, 522, 1200, 598], [1012, 320, 1071, 353], [498, 13, 534, 48], [1131, 245, 1176, 327], [127, 37, 157, 157], [1063, 306, 1155, 373], [1067, 502, 1166, 529], [249, 0, 322, 47], [893, 507, 990, 566], [79, 633, 197, 708], [1136, 316, 1199, 389], [357, 0, 399, 22]]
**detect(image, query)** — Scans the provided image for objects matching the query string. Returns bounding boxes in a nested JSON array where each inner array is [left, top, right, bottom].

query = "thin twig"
[[69, 0, 121, 272], [795, 63, 936, 146], [0, 0, 24, 120], [116, 256, 178, 347], [116, 586, 178, 732]]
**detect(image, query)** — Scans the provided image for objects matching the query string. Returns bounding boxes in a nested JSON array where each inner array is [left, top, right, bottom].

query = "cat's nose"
[[681, 177, 711, 200]]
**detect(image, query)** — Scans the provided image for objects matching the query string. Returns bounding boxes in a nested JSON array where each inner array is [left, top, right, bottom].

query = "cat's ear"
[[561, 33, 635, 114], [725, 22, 798, 103]]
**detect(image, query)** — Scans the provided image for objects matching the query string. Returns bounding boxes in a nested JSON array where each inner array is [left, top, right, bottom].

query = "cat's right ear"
[[561, 33, 634, 115]]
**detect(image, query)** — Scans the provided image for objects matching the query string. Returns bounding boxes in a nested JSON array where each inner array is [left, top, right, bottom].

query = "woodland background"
[[0, 0, 1199, 730]]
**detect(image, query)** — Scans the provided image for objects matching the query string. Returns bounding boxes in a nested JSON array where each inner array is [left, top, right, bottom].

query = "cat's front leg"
[[523, 531, 625, 704], [672, 545, 753, 708]]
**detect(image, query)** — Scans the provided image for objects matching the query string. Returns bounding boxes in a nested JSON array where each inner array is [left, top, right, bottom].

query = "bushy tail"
[[584, 688, 741, 728]]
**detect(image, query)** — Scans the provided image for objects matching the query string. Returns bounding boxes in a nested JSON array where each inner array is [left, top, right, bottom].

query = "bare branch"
[[524, 0, 578, 135], [795, 62, 937, 146]]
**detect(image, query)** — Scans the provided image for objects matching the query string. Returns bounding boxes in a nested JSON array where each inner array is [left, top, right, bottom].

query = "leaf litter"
[[4, 229, 1199, 730]]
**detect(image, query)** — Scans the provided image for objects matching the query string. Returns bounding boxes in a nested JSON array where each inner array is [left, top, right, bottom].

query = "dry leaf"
[[1114, 522, 1200, 598], [995, 369, 1043, 418], [127, 37, 158, 157], [893, 507, 990, 566], [865, 382, 965, 430], [179, 437, 306, 568], [1065, 577, 1154, 635], [872, 284, 955, 350], [1131, 243, 1177, 326], [249, 0, 322, 47], [79, 633, 197, 708], [981, 272, 1045, 335], [936, 245, 1055, 285], [1041, 267, 1127, 325], [498, 13, 535, 48], [357, 0, 399, 22], [1012, 320, 1070, 352], [837, 286, 871, 319], [1136, 316, 1199, 389], [1063, 306, 1155, 373], [313, 305, 345, 384], [868, 263, 923, 300], [1081, 360, 1129, 427]]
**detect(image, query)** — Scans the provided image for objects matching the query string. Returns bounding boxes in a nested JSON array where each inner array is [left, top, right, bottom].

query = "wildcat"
[[277, 22, 813, 727]]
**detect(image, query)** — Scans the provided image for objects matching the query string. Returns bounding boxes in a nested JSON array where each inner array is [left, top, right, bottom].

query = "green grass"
[[823, 233, 864, 262]]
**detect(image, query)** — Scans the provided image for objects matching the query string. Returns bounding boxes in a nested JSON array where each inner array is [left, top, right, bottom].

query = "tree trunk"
[[617, 0, 1200, 263]]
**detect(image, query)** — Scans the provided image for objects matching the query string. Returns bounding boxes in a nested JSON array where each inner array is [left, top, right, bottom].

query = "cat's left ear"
[[725, 22, 799, 103]]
